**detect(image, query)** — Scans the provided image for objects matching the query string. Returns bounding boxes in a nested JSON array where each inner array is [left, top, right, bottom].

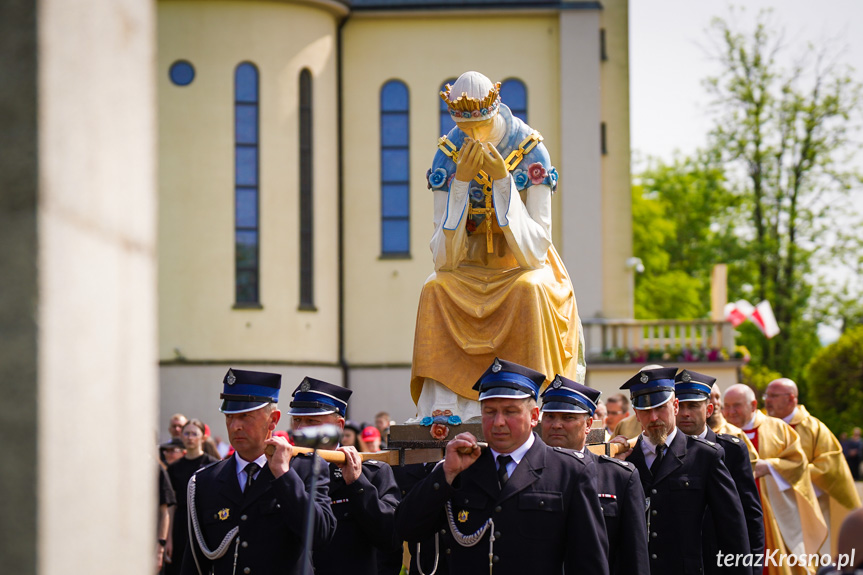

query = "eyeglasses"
[[606, 410, 625, 415], [762, 393, 791, 400]]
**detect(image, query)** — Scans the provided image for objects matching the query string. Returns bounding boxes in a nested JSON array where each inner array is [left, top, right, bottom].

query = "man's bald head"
[[764, 378, 798, 419], [723, 384, 757, 428], [706, 383, 723, 427]]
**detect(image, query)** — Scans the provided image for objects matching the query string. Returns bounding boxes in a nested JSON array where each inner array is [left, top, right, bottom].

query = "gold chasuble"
[[712, 415, 758, 468], [789, 405, 861, 555], [748, 411, 827, 575], [613, 414, 644, 440]]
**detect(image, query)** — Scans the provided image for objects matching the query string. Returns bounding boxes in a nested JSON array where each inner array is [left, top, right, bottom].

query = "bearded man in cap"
[[763, 377, 860, 556], [611, 367, 750, 575], [540, 375, 648, 575], [674, 370, 764, 575], [288, 377, 401, 575], [396, 358, 609, 575], [181, 369, 335, 575]]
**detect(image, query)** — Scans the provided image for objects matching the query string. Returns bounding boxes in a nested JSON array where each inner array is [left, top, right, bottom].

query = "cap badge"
[[458, 510, 469, 523], [492, 359, 502, 373], [300, 380, 311, 392], [217, 508, 230, 521], [226, 371, 236, 386], [681, 372, 691, 383], [640, 373, 649, 384], [552, 376, 562, 389]]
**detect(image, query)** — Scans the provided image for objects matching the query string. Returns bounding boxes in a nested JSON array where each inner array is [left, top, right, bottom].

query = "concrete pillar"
[[559, 7, 603, 319], [1, 1, 157, 573]]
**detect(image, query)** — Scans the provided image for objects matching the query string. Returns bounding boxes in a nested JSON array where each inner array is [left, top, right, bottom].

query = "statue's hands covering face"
[[481, 143, 508, 181], [455, 138, 484, 183]]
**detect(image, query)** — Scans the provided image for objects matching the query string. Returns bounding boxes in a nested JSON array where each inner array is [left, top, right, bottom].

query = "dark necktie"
[[650, 444, 665, 475], [497, 455, 513, 487], [244, 462, 260, 492]]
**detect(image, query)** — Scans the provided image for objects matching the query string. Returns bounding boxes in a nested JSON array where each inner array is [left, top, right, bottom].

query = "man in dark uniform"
[[288, 377, 401, 575], [391, 462, 448, 575], [611, 367, 750, 575], [181, 369, 336, 575], [674, 370, 764, 575], [395, 358, 609, 575], [539, 374, 649, 575]]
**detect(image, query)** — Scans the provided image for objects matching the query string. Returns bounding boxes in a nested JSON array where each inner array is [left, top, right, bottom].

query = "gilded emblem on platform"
[[458, 510, 469, 523], [640, 373, 649, 384], [218, 508, 230, 521]]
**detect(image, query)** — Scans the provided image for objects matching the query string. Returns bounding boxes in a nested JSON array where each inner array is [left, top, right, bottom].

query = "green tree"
[[704, 11, 863, 382], [805, 325, 863, 433], [632, 151, 746, 319]]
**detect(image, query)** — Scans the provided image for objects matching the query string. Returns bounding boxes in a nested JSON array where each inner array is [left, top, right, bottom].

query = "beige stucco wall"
[[342, 13, 563, 365], [158, 0, 341, 363], [599, 0, 634, 318]]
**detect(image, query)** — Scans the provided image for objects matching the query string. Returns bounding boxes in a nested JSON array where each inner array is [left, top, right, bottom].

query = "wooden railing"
[[581, 319, 737, 363]]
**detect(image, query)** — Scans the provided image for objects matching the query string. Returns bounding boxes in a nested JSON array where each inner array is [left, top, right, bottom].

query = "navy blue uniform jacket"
[[627, 431, 750, 575], [314, 460, 401, 575], [585, 450, 650, 575], [181, 453, 336, 575], [395, 434, 609, 575], [703, 428, 764, 575]]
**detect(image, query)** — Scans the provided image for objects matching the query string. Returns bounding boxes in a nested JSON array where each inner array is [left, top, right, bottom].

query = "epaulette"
[[552, 446, 586, 461], [691, 436, 720, 449], [716, 433, 741, 444], [600, 454, 633, 470], [363, 459, 383, 466]]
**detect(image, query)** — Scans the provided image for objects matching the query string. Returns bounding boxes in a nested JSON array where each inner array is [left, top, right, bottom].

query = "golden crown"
[[440, 82, 501, 121]]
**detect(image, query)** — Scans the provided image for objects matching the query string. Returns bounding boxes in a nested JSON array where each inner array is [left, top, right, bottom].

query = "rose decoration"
[[513, 169, 530, 190], [527, 162, 548, 186], [430, 423, 449, 440], [466, 218, 477, 233], [421, 416, 433, 426], [547, 167, 559, 191], [428, 167, 448, 190], [470, 188, 485, 203], [447, 415, 462, 425], [471, 110, 481, 118]]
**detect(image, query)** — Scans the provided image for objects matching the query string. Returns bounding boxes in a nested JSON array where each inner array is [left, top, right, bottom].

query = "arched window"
[[298, 69, 315, 309], [439, 78, 457, 136], [380, 80, 410, 256], [234, 62, 260, 305], [501, 78, 527, 123]]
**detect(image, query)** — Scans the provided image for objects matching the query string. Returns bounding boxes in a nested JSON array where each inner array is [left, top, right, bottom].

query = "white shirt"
[[693, 427, 709, 440], [781, 407, 798, 425], [641, 427, 678, 469], [490, 432, 535, 479], [235, 453, 267, 492]]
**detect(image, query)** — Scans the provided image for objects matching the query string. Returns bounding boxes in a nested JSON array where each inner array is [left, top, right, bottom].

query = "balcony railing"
[[581, 319, 739, 364]]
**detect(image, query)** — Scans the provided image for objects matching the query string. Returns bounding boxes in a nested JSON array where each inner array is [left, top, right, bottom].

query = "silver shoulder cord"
[[415, 533, 439, 575], [445, 500, 496, 575], [187, 473, 241, 575]]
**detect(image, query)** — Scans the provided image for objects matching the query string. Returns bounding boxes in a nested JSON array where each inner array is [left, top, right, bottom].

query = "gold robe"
[[748, 411, 827, 575], [612, 414, 643, 440], [410, 230, 578, 403], [789, 405, 861, 555], [711, 414, 758, 468]]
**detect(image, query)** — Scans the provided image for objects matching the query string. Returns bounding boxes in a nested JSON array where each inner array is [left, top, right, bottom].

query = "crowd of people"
[[154, 361, 863, 575]]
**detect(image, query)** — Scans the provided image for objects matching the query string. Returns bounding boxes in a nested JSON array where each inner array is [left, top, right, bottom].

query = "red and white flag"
[[723, 299, 780, 338]]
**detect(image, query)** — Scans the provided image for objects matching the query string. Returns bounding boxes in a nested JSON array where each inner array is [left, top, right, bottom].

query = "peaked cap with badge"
[[288, 377, 352, 417], [471, 357, 546, 401], [219, 368, 281, 414], [620, 366, 678, 410], [540, 374, 601, 415], [674, 369, 716, 403]]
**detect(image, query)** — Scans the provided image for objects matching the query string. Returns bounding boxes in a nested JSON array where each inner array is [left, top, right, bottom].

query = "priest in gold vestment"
[[410, 71, 581, 419], [765, 378, 861, 555], [725, 384, 827, 575]]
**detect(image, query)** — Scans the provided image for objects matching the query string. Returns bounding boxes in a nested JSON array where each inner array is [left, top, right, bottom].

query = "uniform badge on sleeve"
[[218, 508, 230, 521], [458, 510, 469, 523]]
